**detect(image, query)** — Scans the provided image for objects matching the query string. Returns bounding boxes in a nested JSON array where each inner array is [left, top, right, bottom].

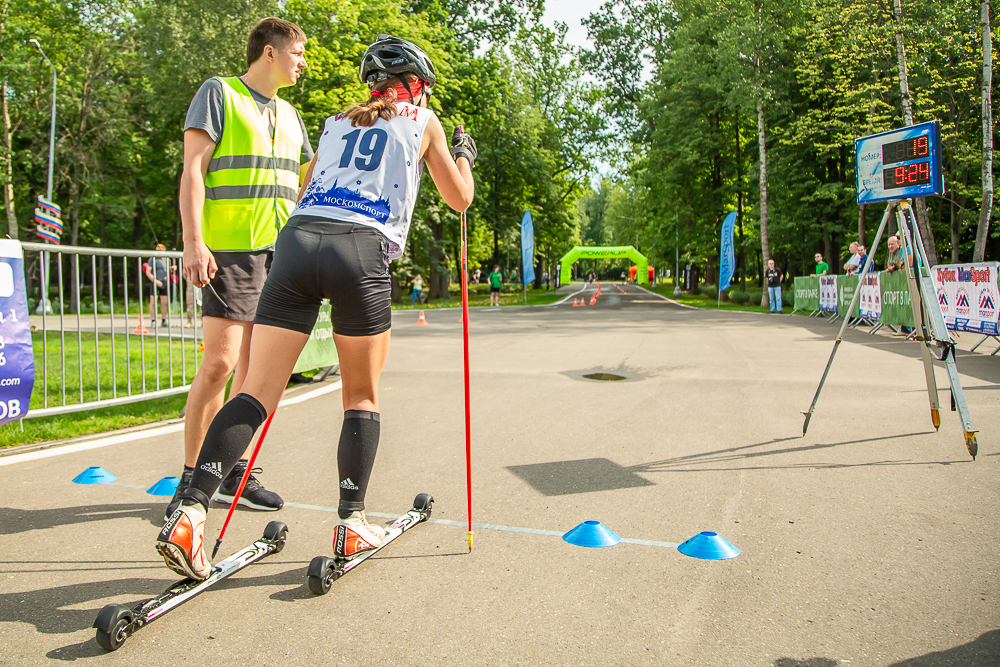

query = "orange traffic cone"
[[589, 295, 597, 305], [572, 298, 579, 307], [416, 310, 429, 325], [579, 297, 586, 307], [132, 313, 149, 334], [198, 342, 204, 352]]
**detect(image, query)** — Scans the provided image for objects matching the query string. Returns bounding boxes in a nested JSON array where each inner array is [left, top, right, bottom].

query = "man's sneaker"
[[333, 511, 387, 560], [160, 319, 169, 328], [156, 501, 211, 580], [164, 468, 194, 522], [212, 461, 283, 511]]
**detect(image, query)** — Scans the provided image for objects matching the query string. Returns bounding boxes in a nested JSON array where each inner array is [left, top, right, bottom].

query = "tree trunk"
[[893, 0, 939, 265], [735, 112, 746, 291], [976, 0, 994, 262], [1, 80, 15, 240], [756, 68, 771, 308]]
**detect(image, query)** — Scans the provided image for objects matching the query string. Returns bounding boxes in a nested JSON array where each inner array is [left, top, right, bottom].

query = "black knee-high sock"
[[184, 393, 267, 507], [337, 410, 380, 518]]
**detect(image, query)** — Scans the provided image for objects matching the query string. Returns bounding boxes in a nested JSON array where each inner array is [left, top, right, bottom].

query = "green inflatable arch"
[[559, 245, 649, 285]]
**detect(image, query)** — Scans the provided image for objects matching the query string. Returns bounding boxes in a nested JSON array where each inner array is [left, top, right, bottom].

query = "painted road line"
[[634, 284, 699, 310], [0, 381, 343, 467], [552, 283, 590, 306], [285, 502, 680, 549]]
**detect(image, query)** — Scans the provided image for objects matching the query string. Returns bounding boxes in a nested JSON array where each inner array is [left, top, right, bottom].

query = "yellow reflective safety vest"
[[202, 76, 303, 252]]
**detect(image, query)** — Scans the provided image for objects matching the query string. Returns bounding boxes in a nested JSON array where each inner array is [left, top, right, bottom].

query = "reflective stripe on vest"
[[202, 76, 303, 252]]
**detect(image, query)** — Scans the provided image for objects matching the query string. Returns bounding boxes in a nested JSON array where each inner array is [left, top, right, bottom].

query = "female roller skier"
[[157, 34, 477, 579]]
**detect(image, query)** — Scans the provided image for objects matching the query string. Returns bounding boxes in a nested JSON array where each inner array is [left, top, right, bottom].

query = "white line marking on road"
[[0, 382, 343, 467], [284, 502, 680, 549], [552, 283, 590, 306], [634, 284, 699, 309]]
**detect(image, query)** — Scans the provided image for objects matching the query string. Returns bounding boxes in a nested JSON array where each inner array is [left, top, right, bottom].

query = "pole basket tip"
[[467, 531, 474, 551], [211, 538, 222, 560], [931, 409, 940, 431]]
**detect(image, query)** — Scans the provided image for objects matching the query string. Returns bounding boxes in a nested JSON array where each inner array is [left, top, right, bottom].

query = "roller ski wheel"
[[307, 556, 339, 595], [306, 493, 434, 596], [262, 521, 288, 554], [94, 604, 133, 652]]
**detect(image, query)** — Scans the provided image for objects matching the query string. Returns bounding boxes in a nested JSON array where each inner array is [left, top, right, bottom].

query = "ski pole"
[[458, 125, 473, 552], [212, 390, 283, 559]]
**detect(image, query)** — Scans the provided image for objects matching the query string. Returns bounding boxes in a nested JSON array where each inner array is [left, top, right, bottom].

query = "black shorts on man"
[[202, 251, 273, 321]]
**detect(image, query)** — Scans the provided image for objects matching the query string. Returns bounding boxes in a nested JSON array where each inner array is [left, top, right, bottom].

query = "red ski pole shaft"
[[458, 125, 473, 552], [212, 390, 283, 558]]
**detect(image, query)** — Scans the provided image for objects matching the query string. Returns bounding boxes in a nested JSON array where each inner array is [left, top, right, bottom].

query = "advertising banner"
[[858, 272, 882, 320], [793, 276, 819, 312], [718, 210, 736, 291], [837, 274, 860, 319], [292, 302, 338, 374], [878, 270, 915, 327], [520, 211, 535, 286], [818, 275, 838, 313], [0, 240, 34, 424], [930, 262, 999, 335]]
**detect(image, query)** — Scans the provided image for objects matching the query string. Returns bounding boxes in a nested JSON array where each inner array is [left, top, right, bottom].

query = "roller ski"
[[307, 493, 433, 595], [93, 514, 288, 651]]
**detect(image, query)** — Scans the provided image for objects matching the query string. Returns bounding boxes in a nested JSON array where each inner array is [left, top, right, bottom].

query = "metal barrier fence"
[[22, 242, 201, 418]]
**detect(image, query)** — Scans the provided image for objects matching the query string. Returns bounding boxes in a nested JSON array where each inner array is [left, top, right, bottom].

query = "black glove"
[[450, 127, 477, 169]]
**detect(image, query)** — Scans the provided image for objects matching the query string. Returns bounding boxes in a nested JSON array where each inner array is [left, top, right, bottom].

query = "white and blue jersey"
[[295, 102, 434, 259]]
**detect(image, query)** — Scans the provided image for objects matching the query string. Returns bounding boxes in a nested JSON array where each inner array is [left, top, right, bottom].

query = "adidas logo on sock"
[[200, 461, 223, 479], [340, 478, 358, 490]]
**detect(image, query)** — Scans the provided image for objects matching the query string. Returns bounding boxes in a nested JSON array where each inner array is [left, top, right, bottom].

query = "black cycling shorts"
[[254, 216, 391, 337]]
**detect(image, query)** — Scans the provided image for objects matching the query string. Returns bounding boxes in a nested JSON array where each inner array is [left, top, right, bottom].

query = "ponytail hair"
[[344, 74, 421, 127]]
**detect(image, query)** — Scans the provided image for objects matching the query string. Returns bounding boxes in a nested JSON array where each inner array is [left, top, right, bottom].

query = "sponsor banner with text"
[[0, 240, 34, 424], [930, 262, 999, 335], [858, 272, 882, 320], [818, 275, 838, 313], [292, 302, 338, 373], [793, 276, 819, 312]]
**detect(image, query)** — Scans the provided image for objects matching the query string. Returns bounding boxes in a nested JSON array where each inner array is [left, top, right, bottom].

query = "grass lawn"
[[645, 283, 792, 314], [392, 283, 563, 309], [2, 331, 201, 450]]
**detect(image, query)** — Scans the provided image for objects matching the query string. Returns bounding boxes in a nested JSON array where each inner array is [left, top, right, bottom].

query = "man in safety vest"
[[167, 17, 313, 519]]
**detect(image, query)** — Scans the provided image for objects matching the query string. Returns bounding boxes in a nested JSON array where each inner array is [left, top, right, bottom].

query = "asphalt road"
[[1, 283, 998, 666]]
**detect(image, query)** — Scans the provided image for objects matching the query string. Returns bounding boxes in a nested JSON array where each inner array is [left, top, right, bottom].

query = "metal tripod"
[[801, 199, 978, 459]]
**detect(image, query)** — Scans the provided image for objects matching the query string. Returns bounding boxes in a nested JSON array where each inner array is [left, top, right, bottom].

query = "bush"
[[701, 284, 718, 299], [747, 290, 762, 305], [729, 290, 749, 304]]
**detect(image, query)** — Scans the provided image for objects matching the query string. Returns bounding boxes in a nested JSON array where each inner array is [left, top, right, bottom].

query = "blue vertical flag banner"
[[520, 211, 536, 285], [718, 210, 737, 291], [0, 240, 34, 424]]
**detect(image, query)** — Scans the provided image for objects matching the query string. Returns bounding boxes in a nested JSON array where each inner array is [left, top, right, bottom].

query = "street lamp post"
[[29, 38, 57, 315]]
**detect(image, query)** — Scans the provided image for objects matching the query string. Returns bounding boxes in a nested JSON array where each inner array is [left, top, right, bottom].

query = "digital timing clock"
[[855, 120, 943, 204]]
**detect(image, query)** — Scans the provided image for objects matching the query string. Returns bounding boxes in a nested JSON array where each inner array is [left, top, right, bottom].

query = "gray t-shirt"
[[183, 77, 314, 163]]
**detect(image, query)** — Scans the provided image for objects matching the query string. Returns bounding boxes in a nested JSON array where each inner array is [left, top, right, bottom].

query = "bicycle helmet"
[[359, 34, 436, 89]]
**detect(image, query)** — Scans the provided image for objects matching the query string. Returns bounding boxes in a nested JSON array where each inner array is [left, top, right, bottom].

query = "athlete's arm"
[[180, 128, 218, 287], [421, 114, 474, 212]]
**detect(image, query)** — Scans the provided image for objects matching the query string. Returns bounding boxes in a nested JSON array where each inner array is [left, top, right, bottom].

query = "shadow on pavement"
[[507, 458, 655, 496], [774, 660, 838, 667], [0, 503, 160, 536], [629, 432, 971, 474], [887, 630, 1000, 666], [30, 566, 307, 660]]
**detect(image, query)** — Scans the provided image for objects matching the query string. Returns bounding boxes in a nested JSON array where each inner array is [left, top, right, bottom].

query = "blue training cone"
[[677, 531, 740, 560], [72, 466, 117, 484], [146, 476, 180, 496], [562, 520, 621, 547]]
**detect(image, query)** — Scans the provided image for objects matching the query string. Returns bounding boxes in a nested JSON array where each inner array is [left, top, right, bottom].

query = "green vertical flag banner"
[[837, 275, 860, 318], [292, 302, 338, 374], [794, 277, 819, 312], [878, 271, 915, 327]]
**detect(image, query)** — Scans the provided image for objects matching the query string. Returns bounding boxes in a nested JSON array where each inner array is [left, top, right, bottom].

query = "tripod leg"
[[802, 205, 893, 435], [896, 206, 941, 429]]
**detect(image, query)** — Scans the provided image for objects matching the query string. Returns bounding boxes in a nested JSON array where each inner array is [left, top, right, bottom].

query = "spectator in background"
[[856, 244, 870, 274], [765, 258, 784, 313], [628, 264, 637, 284], [647, 264, 655, 286], [810, 252, 829, 277], [411, 273, 423, 305], [474, 267, 481, 284], [885, 236, 904, 272], [145, 243, 170, 328], [488, 264, 502, 306], [843, 242, 861, 274]]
